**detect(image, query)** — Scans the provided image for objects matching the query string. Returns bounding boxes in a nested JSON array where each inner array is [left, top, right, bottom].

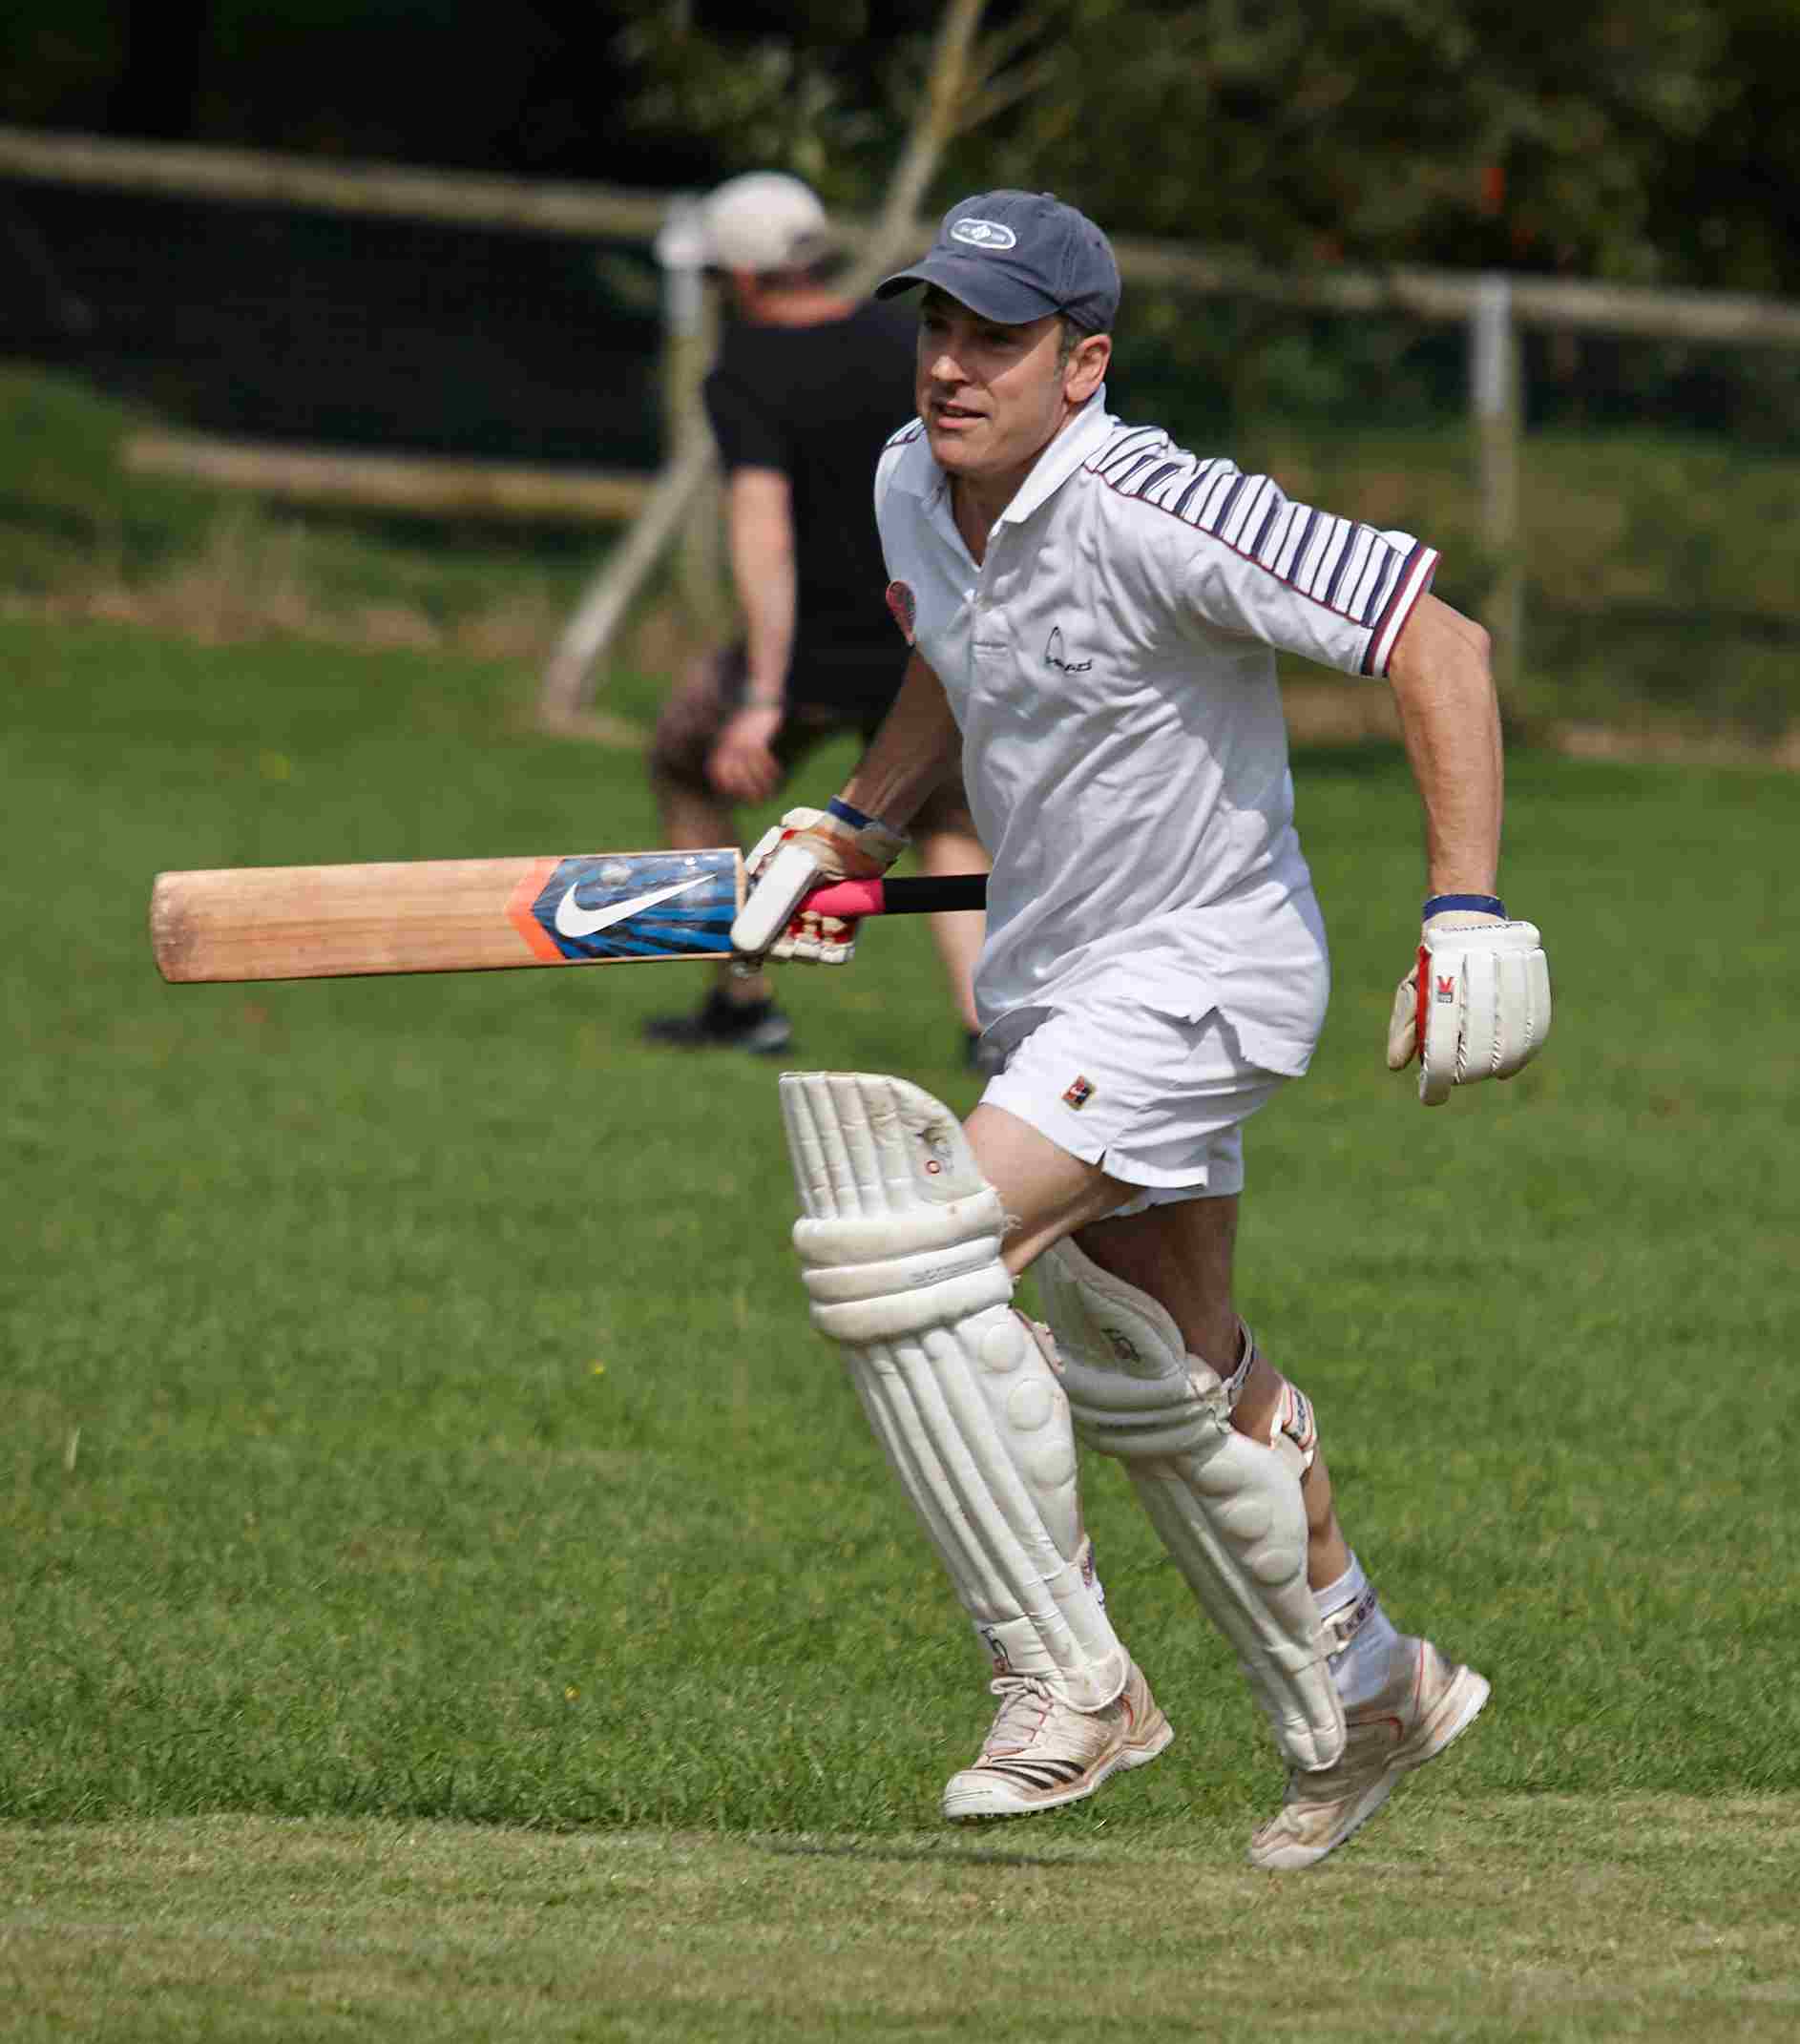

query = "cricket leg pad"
[[781, 1071, 1128, 1712], [1036, 1236, 1346, 1771]]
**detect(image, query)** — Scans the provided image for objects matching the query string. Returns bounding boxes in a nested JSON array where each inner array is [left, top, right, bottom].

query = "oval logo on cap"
[[950, 218, 1017, 251]]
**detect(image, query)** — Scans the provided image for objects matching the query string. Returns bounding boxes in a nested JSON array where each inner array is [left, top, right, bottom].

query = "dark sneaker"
[[643, 990, 792, 1055]]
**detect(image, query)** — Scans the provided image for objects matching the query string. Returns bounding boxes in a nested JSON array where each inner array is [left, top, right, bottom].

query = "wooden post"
[[656, 195, 724, 637], [538, 198, 722, 732], [537, 437, 716, 731], [1472, 273, 1524, 697]]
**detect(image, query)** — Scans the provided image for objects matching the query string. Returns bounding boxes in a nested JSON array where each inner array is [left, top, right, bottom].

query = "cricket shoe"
[[1246, 1637, 1490, 1871], [942, 1660, 1173, 1821], [642, 989, 792, 1055]]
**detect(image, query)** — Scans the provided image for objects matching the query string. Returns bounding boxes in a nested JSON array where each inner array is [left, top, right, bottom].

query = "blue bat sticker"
[[522, 849, 738, 962]]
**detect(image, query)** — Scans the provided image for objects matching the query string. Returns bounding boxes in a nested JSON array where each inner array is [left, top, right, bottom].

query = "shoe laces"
[[982, 1675, 1056, 1753]]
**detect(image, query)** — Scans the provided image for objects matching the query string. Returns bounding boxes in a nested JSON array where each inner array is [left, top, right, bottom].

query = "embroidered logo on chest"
[[1044, 626, 1092, 674]]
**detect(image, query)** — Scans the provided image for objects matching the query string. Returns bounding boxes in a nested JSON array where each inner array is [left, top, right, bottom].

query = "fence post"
[[1471, 273, 1524, 697], [654, 195, 723, 636]]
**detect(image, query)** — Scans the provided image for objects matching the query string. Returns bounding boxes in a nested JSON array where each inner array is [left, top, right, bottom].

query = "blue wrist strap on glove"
[[826, 797, 908, 853], [1422, 892, 1506, 920]]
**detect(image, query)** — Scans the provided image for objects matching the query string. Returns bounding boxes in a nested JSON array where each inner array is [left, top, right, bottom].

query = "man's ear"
[[1065, 332, 1111, 403]]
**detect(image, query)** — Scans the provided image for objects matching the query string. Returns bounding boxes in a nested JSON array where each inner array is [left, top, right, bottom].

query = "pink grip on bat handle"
[[800, 877, 886, 920]]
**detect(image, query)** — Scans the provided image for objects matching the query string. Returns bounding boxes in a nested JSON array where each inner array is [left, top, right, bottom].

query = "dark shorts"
[[647, 642, 977, 839]]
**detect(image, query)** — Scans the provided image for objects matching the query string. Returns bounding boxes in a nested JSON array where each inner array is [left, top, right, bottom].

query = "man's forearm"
[[839, 653, 963, 830], [728, 469, 798, 701], [1385, 594, 1503, 897], [738, 556, 797, 703]]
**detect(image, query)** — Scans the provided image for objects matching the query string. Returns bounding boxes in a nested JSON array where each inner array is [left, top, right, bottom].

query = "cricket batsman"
[[733, 189, 1550, 1867]]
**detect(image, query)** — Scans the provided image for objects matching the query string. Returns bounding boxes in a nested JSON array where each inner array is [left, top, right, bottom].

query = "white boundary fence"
[[9, 124, 1798, 347], [7, 120, 1800, 709]]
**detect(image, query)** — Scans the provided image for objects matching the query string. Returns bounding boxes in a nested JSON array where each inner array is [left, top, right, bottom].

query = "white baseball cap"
[[701, 172, 834, 273]]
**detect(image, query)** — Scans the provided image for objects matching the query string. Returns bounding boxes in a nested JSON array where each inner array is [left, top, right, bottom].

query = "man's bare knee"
[[964, 1103, 1133, 1273]]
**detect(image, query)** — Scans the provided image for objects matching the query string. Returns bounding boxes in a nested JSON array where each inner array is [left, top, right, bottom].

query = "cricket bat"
[[149, 848, 987, 985]]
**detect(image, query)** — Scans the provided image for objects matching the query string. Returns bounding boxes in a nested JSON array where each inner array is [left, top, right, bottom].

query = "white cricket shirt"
[[874, 391, 1438, 1074]]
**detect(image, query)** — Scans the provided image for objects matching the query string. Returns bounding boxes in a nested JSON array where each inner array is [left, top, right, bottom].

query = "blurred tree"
[[605, 1, 1800, 297], [1652, 0, 1800, 296], [940, 2, 1738, 285], [601, 0, 976, 205], [0, 0, 1792, 296], [0, 1, 127, 128], [109, 0, 212, 140]]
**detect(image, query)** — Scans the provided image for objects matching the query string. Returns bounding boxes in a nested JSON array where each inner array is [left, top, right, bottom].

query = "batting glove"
[[731, 801, 908, 966], [1386, 896, 1551, 1106]]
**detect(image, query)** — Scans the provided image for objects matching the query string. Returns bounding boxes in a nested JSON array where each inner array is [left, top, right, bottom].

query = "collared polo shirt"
[[873, 391, 1438, 1074]]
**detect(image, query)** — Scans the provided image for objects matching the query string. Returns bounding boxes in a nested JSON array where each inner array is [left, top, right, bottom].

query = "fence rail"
[[0, 124, 668, 241], [8, 123, 1800, 348], [10, 119, 1800, 709], [122, 432, 653, 524]]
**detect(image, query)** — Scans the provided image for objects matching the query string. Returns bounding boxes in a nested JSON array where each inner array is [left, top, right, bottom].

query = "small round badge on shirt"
[[886, 579, 918, 646]]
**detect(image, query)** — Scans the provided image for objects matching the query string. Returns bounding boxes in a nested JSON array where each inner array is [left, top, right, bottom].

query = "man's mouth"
[[931, 400, 984, 428]]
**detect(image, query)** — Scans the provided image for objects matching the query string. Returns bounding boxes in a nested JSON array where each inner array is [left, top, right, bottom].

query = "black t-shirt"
[[703, 298, 918, 691]]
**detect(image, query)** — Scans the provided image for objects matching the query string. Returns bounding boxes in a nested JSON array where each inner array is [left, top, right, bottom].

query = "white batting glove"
[[1386, 898, 1551, 1107], [731, 801, 908, 966]]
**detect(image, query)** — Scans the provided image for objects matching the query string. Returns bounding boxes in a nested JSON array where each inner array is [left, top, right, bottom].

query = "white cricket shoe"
[[942, 1660, 1173, 1821], [1247, 1636, 1489, 1870]]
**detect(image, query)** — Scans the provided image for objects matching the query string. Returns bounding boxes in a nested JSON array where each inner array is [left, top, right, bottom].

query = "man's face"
[[913, 288, 1105, 490]]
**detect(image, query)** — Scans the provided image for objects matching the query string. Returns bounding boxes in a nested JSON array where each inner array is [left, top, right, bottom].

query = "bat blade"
[[151, 848, 743, 983], [149, 854, 990, 986]]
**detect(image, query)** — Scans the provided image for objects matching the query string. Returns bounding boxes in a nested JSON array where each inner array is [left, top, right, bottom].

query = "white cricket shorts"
[[978, 998, 1287, 1211]]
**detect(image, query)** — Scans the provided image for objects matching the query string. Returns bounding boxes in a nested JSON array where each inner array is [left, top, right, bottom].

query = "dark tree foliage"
[[955, 1, 1735, 285], [4, 4, 1798, 443], [3, 3, 1791, 295]]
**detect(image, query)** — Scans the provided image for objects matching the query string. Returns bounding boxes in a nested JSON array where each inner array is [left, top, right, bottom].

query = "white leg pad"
[[780, 1072, 1128, 1712], [1036, 1237, 1346, 1771]]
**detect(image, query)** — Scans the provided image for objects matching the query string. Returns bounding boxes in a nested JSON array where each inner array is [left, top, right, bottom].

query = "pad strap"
[[1322, 1581, 1380, 1657]]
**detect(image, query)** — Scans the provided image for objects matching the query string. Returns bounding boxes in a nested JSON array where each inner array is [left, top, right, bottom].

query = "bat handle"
[[800, 877, 886, 919], [800, 874, 986, 920]]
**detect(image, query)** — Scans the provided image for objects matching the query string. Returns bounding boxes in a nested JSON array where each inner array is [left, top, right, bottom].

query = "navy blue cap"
[[875, 190, 1120, 333]]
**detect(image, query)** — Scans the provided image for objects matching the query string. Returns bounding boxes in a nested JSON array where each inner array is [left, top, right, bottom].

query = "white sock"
[[1314, 1554, 1400, 1711]]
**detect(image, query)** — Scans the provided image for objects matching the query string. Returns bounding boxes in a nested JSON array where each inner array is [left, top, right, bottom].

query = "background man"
[[643, 171, 992, 1065], [733, 191, 1550, 1868]]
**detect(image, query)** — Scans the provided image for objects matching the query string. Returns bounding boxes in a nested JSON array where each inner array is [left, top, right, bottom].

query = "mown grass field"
[[4, 587, 1798, 2037]]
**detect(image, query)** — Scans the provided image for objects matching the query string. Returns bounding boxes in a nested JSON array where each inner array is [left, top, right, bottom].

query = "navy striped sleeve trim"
[[1170, 459, 1226, 520], [1097, 443, 1438, 654], [1089, 427, 1168, 481], [1360, 541, 1439, 675]]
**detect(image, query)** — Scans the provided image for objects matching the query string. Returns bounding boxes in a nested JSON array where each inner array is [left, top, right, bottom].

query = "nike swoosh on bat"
[[553, 874, 710, 938]]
